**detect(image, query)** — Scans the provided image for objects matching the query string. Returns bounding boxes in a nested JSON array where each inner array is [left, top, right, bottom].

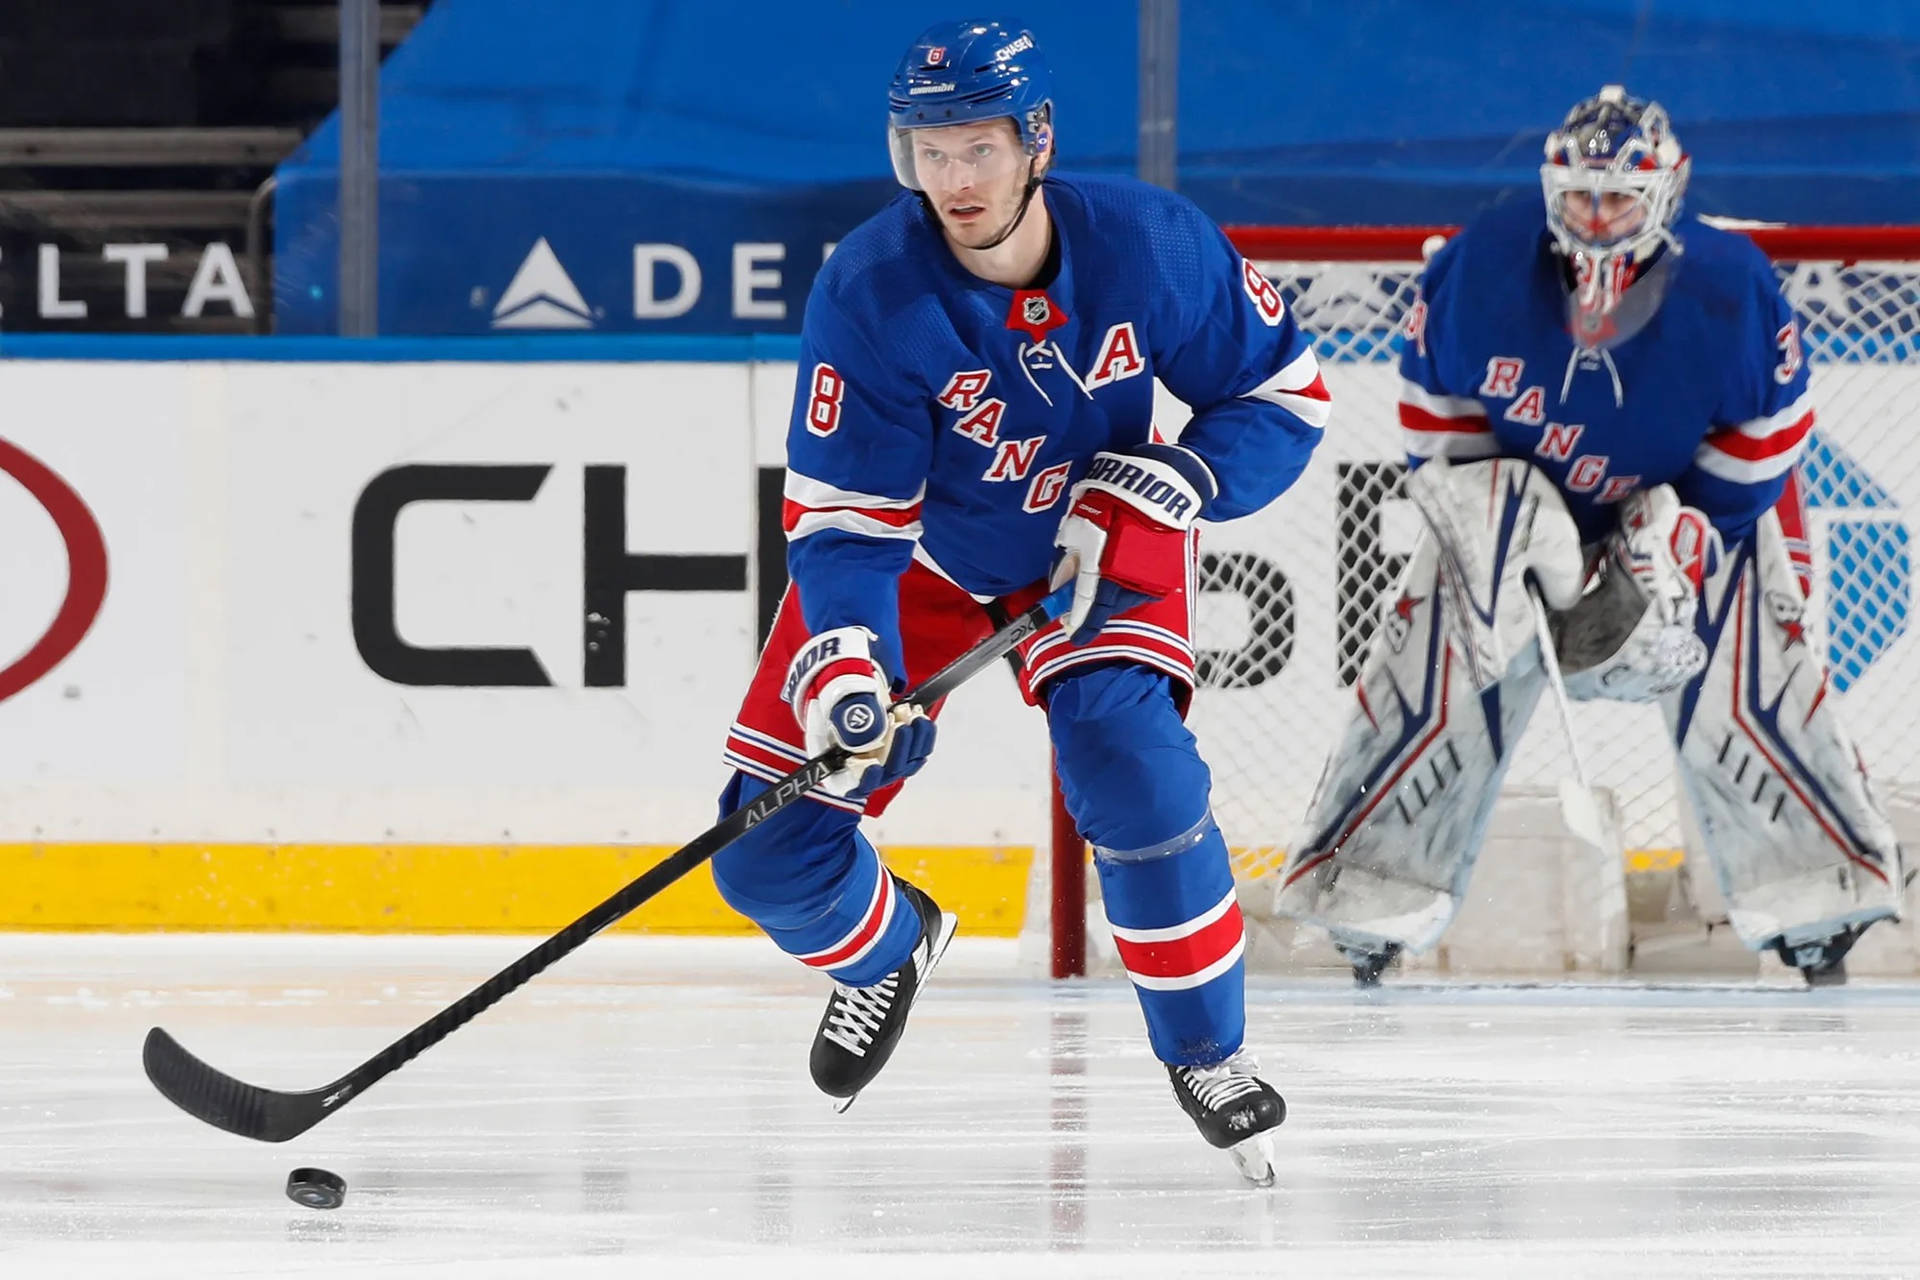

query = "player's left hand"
[[1049, 446, 1209, 645]]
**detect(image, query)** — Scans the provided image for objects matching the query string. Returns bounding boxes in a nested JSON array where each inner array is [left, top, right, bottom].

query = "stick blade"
[[1555, 779, 1632, 972], [1556, 778, 1611, 854], [142, 1026, 331, 1144]]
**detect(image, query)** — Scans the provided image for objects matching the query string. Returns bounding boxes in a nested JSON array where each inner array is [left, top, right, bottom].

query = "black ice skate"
[[1772, 923, 1870, 988], [1338, 939, 1402, 988], [809, 875, 958, 1112], [1168, 1050, 1287, 1186]]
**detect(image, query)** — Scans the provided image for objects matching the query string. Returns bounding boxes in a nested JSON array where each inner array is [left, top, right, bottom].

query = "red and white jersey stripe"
[[1241, 348, 1333, 430], [1398, 379, 1500, 461], [1692, 392, 1816, 485], [794, 867, 899, 971], [1109, 889, 1247, 991], [783, 470, 925, 543]]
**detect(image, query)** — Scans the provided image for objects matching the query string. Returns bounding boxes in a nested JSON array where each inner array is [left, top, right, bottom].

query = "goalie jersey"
[[783, 173, 1329, 680], [1398, 199, 1814, 546]]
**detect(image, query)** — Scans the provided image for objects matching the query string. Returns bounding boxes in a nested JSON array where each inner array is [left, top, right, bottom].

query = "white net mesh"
[[1187, 233, 1920, 913]]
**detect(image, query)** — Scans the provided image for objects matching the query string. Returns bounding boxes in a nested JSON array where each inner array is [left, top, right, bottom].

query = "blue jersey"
[[782, 174, 1329, 678], [1398, 200, 1814, 545]]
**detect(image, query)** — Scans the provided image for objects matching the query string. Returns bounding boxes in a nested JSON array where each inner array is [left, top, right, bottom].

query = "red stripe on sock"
[[1113, 901, 1245, 981], [799, 871, 895, 970]]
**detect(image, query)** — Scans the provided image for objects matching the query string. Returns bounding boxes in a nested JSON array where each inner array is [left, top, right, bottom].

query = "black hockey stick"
[[144, 582, 1073, 1143]]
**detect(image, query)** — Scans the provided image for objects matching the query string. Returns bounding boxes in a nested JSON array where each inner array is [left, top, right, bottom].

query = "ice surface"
[[4, 933, 1919, 1278]]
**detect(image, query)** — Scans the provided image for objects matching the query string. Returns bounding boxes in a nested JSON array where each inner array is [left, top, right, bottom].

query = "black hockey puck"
[[285, 1166, 347, 1210]]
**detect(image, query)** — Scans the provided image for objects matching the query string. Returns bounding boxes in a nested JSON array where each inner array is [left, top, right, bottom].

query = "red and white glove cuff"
[[782, 625, 886, 720], [1663, 506, 1719, 593]]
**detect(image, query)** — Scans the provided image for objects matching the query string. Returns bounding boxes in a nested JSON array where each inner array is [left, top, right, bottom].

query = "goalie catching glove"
[[1554, 485, 1716, 702], [782, 626, 935, 798], [1050, 446, 1211, 645]]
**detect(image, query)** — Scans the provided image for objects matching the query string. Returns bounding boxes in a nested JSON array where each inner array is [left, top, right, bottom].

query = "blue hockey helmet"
[[887, 19, 1054, 191], [1541, 85, 1690, 323]]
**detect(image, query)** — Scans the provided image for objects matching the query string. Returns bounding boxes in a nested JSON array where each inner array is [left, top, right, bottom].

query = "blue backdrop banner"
[[274, 0, 1920, 334]]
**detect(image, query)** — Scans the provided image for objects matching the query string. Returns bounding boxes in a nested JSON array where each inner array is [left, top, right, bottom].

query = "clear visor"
[[1543, 167, 1659, 252], [889, 119, 1028, 192]]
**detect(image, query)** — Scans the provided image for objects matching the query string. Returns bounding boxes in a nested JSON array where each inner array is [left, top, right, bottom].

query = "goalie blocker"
[[1275, 458, 1906, 985]]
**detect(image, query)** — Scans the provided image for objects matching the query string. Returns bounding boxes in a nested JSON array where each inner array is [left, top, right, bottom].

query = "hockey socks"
[[1095, 817, 1248, 1066], [1045, 664, 1248, 1065], [711, 774, 924, 988]]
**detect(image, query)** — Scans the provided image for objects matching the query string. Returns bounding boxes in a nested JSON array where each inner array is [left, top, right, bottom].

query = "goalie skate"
[[1774, 925, 1866, 987], [1337, 937, 1403, 987], [1167, 1051, 1286, 1186], [810, 875, 958, 1111]]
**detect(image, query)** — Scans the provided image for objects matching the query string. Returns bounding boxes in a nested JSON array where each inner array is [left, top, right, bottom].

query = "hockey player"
[[1277, 86, 1904, 986], [708, 20, 1328, 1181]]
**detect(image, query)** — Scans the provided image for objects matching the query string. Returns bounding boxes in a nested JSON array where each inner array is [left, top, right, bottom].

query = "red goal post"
[[1040, 221, 1920, 980]]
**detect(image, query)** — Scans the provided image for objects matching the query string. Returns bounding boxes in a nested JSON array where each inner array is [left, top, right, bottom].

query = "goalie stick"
[[143, 582, 1075, 1143], [1525, 579, 1632, 970], [1526, 579, 1612, 854]]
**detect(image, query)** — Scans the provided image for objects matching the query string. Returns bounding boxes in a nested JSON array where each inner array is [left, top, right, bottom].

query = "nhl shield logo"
[[1005, 288, 1068, 342]]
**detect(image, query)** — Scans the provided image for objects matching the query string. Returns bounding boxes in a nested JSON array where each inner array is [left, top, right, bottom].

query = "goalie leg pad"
[[1402, 456, 1588, 690], [1275, 526, 1548, 955], [1664, 512, 1906, 953]]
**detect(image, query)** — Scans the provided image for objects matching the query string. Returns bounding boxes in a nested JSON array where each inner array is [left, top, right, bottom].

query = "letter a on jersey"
[[1087, 322, 1145, 389]]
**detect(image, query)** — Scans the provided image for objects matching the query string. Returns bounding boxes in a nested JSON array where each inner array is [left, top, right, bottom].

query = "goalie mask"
[[1541, 86, 1690, 341]]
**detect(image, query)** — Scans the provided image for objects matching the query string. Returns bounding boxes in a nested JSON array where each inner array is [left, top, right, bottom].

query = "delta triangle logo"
[[491, 238, 593, 329]]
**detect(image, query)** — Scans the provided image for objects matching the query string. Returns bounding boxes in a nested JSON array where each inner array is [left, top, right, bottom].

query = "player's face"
[[910, 120, 1029, 248], [1558, 189, 1648, 246]]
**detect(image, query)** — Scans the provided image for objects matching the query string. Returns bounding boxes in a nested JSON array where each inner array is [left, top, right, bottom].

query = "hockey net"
[[1035, 223, 1920, 979]]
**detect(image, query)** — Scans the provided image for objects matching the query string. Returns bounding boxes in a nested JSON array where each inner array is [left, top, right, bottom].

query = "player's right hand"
[[782, 625, 936, 798]]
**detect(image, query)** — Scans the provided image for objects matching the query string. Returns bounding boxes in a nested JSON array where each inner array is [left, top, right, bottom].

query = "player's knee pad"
[[710, 771, 865, 929], [1045, 662, 1210, 855], [1663, 511, 1905, 949], [1275, 477, 1554, 953]]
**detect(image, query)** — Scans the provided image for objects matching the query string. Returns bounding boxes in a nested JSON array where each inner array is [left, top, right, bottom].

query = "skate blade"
[[832, 1093, 858, 1115], [1227, 1133, 1275, 1187], [926, 910, 959, 974]]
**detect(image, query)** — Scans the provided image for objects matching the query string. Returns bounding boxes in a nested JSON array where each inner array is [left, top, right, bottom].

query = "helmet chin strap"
[[970, 157, 1043, 252]]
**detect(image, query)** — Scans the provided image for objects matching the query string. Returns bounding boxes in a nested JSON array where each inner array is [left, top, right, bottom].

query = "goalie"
[[1275, 86, 1906, 986]]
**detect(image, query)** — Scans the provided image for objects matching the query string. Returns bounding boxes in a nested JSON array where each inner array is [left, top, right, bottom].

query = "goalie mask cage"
[[1034, 223, 1920, 981]]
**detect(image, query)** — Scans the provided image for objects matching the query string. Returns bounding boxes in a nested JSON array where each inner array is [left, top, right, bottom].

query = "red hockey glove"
[[1049, 447, 1210, 646]]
